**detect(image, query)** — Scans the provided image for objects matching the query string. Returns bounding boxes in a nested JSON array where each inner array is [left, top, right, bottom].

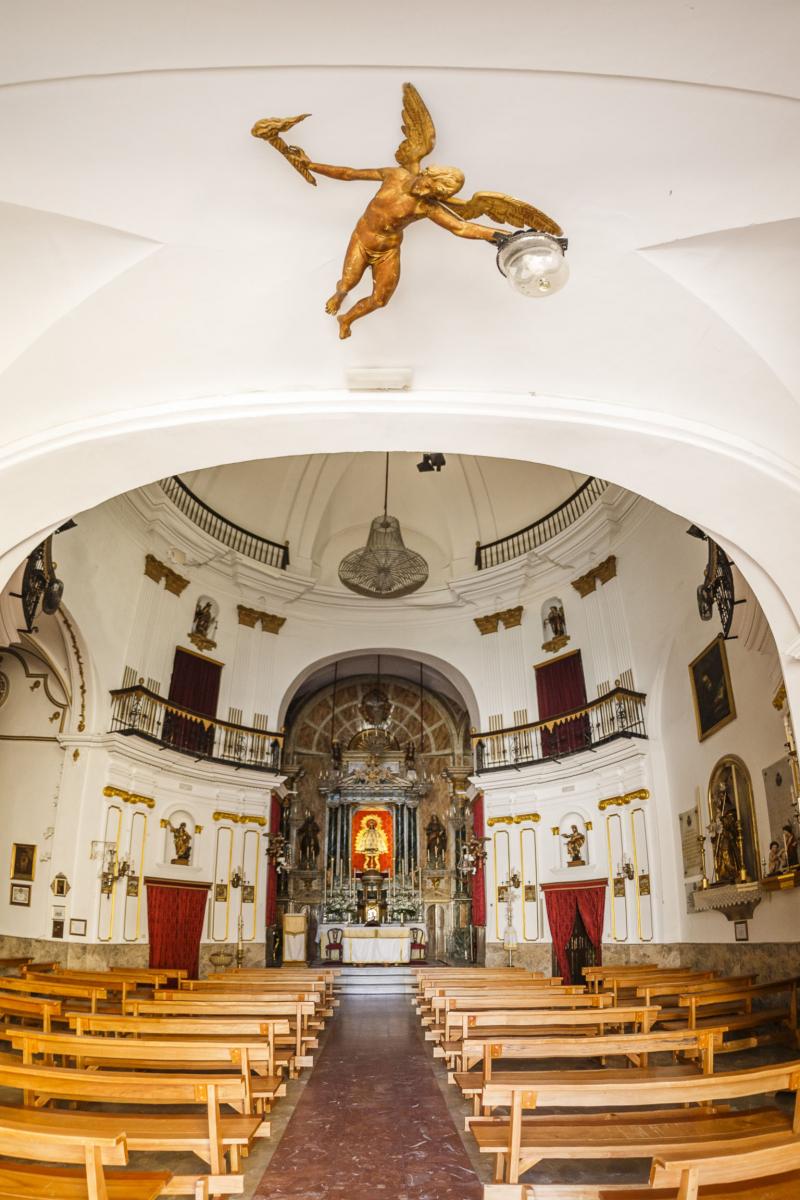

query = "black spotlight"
[[417, 452, 446, 473]]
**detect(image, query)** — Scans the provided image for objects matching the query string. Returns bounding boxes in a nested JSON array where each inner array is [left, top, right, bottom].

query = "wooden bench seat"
[[483, 1123, 800, 1200], [0, 1162, 170, 1200], [0, 1060, 255, 1187], [476, 1059, 800, 1184]]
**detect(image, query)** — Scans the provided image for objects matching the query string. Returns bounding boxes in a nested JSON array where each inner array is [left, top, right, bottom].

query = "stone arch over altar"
[[279, 655, 476, 961]]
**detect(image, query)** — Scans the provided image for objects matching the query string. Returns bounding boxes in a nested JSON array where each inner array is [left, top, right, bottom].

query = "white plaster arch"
[[276, 645, 482, 731]]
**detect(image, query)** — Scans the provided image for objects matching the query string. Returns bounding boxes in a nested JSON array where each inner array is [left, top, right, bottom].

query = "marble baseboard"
[[486, 940, 800, 982], [0, 934, 266, 975]]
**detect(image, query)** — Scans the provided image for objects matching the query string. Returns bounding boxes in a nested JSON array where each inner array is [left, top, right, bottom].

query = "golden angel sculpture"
[[252, 84, 566, 338]]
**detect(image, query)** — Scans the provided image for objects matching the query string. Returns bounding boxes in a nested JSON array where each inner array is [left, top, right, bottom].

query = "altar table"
[[342, 927, 411, 965]]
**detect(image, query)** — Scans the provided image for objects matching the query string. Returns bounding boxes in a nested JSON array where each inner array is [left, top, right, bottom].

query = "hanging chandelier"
[[338, 455, 429, 599]]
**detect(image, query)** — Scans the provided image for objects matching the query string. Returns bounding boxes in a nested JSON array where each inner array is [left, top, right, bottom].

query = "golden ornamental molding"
[[598, 788, 650, 811], [144, 554, 190, 597], [487, 812, 540, 827], [212, 810, 267, 827], [237, 605, 286, 635], [56, 609, 87, 733], [474, 606, 524, 636], [541, 633, 570, 655], [571, 555, 617, 599], [103, 785, 155, 809], [772, 683, 787, 711], [188, 631, 217, 654]]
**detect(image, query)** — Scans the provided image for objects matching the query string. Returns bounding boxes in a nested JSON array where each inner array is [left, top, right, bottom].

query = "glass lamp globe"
[[497, 231, 569, 298]]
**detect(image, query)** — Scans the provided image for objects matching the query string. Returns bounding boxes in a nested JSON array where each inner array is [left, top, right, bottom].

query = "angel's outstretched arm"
[[427, 203, 503, 242], [307, 161, 386, 182]]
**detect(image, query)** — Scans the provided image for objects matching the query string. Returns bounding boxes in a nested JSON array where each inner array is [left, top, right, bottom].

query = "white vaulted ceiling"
[[1, 0, 800, 676]]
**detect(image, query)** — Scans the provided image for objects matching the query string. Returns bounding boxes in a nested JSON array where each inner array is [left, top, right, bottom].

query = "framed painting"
[[10, 843, 36, 882], [69, 918, 87, 936], [689, 635, 736, 742]]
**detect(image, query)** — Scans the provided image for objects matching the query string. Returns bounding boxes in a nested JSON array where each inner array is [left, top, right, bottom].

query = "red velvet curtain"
[[576, 886, 606, 960], [146, 883, 209, 978], [544, 882, 607, 985], [265, 794, 282, 929], [535, 651, 589, 757], [163, 648, 221, 755], [471, 793, 486, 928], [544, 887, 578, 983]]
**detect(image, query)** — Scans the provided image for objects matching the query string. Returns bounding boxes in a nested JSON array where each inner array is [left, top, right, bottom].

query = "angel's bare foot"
[[325, 292, 345, 315], [338, 316, 352, 339]]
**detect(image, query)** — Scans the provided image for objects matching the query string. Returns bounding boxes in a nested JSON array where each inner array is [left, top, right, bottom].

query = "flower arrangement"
[[324, 884, 358, 923], [387, 884, 421, 924]]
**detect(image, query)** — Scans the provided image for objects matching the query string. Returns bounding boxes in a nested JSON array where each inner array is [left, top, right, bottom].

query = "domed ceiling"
[[179, 454, 587, 585]]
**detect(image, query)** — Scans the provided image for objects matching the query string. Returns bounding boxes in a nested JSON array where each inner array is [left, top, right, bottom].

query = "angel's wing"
[[445, 191, 563, 237], [395, 82, 436, 171]]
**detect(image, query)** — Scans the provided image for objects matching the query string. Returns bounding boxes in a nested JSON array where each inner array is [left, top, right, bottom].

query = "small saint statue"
[[166, 820, 192, 866], [545, 604, 566, 639], [425, 814, 447, 867], [562, 824, 586, 866], [298, 811, 321, 870]]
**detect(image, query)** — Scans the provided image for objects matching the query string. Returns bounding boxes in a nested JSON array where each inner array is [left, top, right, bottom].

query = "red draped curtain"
[[265, 794, 282, 929], [471, 793, 486, 928], [535, 651, 589, 757], [146, 882, 209, 978], [543, 881, 606, 985], [163, 648, 222, 756], [543, 887, 578, 983]]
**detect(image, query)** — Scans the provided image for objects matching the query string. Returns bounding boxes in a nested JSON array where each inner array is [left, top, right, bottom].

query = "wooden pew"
[[68, 1013, 294, 1082], [438, 993, 622, 1046], [0, 974, 109, 1013], [450, 1026, 720, 1090], [439, 1005, 660, 1065], [0, 990, 63, 1031], [6, 1027, 286, 1117], [122, 998, 317, 1070], [671, 977, 800, 1049], [0, 1058, 257, 1191], [0, 1112, 172, 1200], [484, 1132, 800, 1199], [474, 1058, 800, 1185]]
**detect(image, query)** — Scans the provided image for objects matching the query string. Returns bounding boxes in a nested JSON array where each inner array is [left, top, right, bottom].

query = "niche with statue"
[[556, 813, 589, 869], [160, 809, 198, 868], [189, 595, 219, 653], [541, 597, 570, 654]]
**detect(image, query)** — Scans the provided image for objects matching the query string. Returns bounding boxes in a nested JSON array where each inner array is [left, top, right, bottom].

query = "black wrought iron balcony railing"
[[110, 685, 283, 773], [475, 477, 608, 571], [159, 476, 290, 571], [471, 686, 647, 773]]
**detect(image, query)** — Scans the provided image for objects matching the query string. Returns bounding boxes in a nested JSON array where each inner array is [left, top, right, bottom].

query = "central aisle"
[[254, 995, 482, 1199]]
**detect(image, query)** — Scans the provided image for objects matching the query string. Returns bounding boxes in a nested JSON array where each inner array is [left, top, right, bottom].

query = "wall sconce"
[[460, 834, 488, 876], [100, 848, 130, 893], [616, 855, 635, 881]]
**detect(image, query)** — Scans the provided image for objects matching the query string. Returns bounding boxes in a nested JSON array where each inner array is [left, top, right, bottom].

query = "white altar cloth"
[[341, 927, 411, 964]]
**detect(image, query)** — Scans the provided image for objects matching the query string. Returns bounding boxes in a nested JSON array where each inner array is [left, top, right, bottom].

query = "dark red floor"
[[253, 996, 482, 1199]]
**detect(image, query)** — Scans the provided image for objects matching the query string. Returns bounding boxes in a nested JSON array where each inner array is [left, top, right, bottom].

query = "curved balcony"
[[475, 477, 608, 570], [159, 476, 290, 570], [109, 685, 283, 773], [471, 687, 646, 773]]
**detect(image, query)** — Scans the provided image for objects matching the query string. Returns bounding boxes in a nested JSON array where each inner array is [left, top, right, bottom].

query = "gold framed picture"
[[214, 882, 228, 903], [126, 876, 140, 898], [9, 883, 31, 906], [10, 844, 36, 882], [241, 884, 255, 904], [689, 635, 736, 742], [497, 885, 508, 903], [69, 918, 87, 936]]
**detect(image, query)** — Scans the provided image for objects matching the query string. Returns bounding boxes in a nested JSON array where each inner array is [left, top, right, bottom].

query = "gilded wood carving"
[[253, 83, 562, 338]]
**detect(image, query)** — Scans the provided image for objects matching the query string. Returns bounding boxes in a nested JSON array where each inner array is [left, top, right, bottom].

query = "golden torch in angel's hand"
[[251, 114, 317, 186], [252, 84, 567, 339]]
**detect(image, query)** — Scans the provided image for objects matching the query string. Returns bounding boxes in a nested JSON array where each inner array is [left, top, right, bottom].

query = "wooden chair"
[[409, 928, 427, 962], [324, 929, 344, 962]]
